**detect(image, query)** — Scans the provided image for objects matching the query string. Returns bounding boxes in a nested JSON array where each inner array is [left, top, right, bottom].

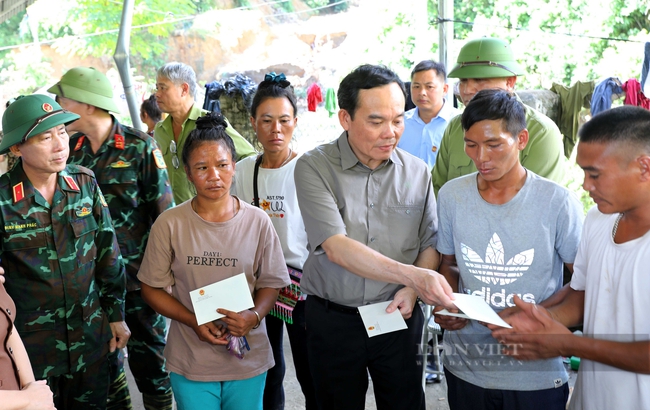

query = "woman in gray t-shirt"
[[138, 112, 290, 410]]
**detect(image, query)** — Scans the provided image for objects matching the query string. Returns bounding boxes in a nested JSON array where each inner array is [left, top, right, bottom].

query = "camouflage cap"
[[0, 94, 80, 154], [47, 67, 121, 113], [448, 37, 526, 79]]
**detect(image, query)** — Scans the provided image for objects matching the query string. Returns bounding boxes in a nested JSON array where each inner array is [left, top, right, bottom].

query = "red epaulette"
[[74, 136, 86, 151]]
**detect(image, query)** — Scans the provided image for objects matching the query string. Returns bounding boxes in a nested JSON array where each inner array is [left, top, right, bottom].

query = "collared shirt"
[[154, 104, 256, 204], [397, 99, 459, 171], [432, 95, 565, 196], [68, 117, 175, 291], [0, 163, 125, 378], [295, 132, 438, 307]]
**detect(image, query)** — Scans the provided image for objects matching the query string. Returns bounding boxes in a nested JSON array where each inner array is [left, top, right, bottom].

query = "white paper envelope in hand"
[[357, 301, 408, 338], [189, 273, 255, 326], [435, 308, 470, 319], [435, 293, 512, 328]]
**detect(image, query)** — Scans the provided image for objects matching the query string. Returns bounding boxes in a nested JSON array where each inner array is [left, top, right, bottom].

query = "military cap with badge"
[[0, 94, 80, 154], [448, 37, 527, 79]]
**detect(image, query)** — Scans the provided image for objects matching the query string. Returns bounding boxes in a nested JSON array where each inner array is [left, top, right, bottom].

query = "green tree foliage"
[[448, 0, 649, 88], [51, 0, 203, 78], [0, 0, 214, 87], [304, 0, 348, 14]]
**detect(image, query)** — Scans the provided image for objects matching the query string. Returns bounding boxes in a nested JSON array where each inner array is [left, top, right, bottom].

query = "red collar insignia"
[[114, 134, 125, 150], [74, 135, 86, 151], [12, 182, 24, 203], [63, 175, 80, 192]]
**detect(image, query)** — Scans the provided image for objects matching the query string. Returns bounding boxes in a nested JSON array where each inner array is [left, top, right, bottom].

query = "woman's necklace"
[[262, 149, 292, 169], [612, 213, 624, 240], [280, 148, 293, 167]]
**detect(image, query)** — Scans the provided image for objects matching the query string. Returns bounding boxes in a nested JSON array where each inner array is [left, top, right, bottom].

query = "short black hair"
[[410, 60, 447, 81], [140, 95, 162, 123], [461, 89, 526, 139], [250, 76, 298, 119], [182, 112, 236, 167], [579, 106, 650, 153], [338, 64, 406, 119]]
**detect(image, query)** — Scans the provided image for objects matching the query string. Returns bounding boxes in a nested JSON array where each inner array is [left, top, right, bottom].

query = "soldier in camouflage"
[[49, 67, 175, 410], [0, 94, 130, 409]]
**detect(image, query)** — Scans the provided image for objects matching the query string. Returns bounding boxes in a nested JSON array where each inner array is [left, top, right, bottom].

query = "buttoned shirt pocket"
[[450, 150, 474, 180], [98, 168, 137, 186], [2, 229, 47, 252], [385, 205, 423, 256], [116, 225, 145, 257], [71, 216, 98, 266], [98, 168, 138, 211], [14, 309, 56, 334]]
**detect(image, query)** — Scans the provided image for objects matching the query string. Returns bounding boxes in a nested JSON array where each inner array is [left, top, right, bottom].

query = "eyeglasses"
[[170, 140, 180, 168]]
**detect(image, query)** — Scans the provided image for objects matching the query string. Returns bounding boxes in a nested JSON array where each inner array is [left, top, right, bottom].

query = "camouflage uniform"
[[0, 162, 126, 409], [67, 118, 175, 410]]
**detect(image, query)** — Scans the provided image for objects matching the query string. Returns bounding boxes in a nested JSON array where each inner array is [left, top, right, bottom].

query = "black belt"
[[312, 295, 359, 315]]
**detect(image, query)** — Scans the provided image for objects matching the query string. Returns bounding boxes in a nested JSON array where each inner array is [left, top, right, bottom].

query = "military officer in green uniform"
[[48, 67, 175, 410], [0, 94, 130, 409], [432, 37, 565, 196]]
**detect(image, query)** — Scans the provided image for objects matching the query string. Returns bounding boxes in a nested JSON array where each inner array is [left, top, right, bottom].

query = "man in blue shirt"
[[398, 60, 459, 170]]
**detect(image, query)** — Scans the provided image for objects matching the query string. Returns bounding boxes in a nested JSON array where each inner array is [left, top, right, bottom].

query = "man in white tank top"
[[492, 105, 650, 410]]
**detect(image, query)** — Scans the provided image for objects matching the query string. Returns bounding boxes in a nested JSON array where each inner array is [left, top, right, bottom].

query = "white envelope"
[[434, 293, 512, 328], [357, 301, 408, 338], [435, 308, 470, 319], [189, 273, 255, 326]]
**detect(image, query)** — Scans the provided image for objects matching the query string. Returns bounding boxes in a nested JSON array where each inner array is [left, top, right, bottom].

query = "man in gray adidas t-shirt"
[[434, 89, 584, 410]]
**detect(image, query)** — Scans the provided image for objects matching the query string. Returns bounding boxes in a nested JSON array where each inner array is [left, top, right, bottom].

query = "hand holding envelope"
[[189, 273, 256, 348], [358, 301, 408, 338], [434, 293, 512, 329], [190, 273, 256, 326]]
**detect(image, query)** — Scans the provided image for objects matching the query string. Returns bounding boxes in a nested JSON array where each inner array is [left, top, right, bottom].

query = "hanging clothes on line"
[[590, 77, 623, 116], [622, 78, 650, 110], [324, 88, 337, 117], [550, 80, 595, 158], [641, 42, 650, 97], [204, 81, 224, 113], [307, 83, 323, 112]]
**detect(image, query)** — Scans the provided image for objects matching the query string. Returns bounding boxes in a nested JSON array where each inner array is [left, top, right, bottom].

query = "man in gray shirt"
[[295, 64, 454, 410], [434, 89, 583, 410]]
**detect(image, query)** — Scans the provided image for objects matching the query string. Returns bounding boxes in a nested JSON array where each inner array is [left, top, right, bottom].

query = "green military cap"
[[0, 94, 80, 154], [47, 67, 121, 113], [448, 37, 526, 79]]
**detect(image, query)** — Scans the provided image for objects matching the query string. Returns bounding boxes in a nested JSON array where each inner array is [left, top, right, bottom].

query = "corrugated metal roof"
[[0, 0, 35, 24]]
